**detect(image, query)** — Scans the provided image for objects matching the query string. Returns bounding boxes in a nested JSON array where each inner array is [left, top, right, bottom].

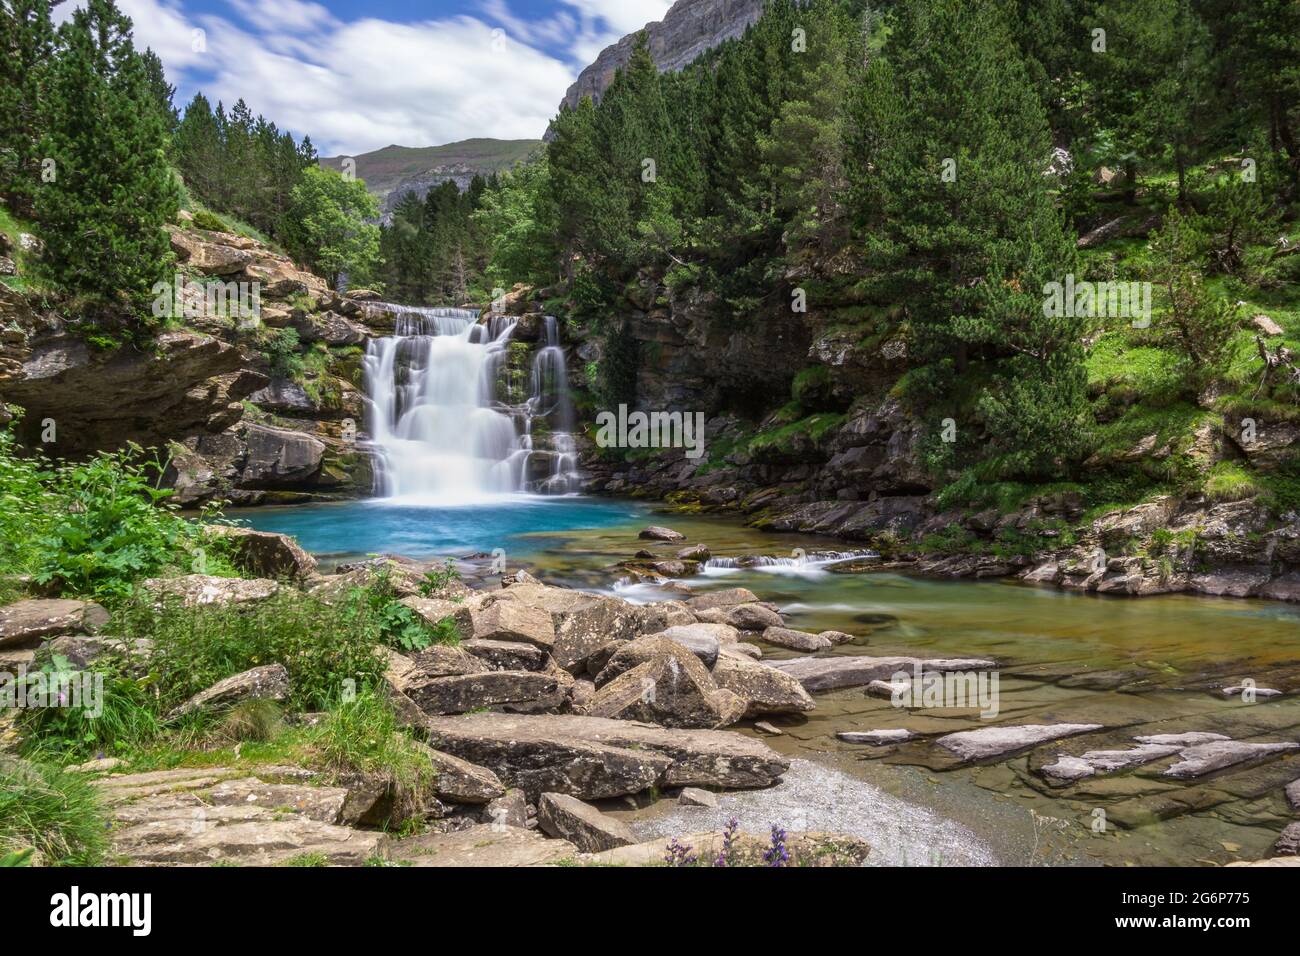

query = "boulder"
[[935, 723, 1104, 763], [677, 787, 718, 807], [204, 525, 317, 580], [590, 637, 743, 726], [240, 424, 325, 488], [167, 664, 291, 719], [425, 712, 789, 801], [649, 623, 729, 666], [0, 598, 108, 648], [141, 575, 280, 608], [710, 655, 815, 717], [549, 594, 663, 672], [480, 788, 529, 829], [639, 526, 685, 541], [295, 311, 368, 346], [400, 596, 473, 636], [1275, 822, 1300, 856], [471, 601, 556, 649], [1163, 741, 1299, 780], [462, 638, 549, 672], [406, 670, 560, 717], [726, 603, 784, 631], [685, 588, 759, 612], [426, 748, 506, 804], [761, 626, 832, 652], [537, 792, 637, 852], [35, 634, 152, 670], [677, 544, 710, 561]]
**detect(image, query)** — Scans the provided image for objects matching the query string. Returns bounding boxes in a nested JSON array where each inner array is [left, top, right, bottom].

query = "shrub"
[[191, 209, 230, 233], [118, 589, 389, 714], [29, 444, 206, 601], [0, 758, 109, 866]]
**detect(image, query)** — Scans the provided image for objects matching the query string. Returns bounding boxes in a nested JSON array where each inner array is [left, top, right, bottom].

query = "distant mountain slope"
[[320, 139, 543, 220], [555, 0, 766, 116]]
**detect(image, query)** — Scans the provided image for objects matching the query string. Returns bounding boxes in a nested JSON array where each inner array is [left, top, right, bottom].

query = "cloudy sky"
[[61, 0, 673, 155]]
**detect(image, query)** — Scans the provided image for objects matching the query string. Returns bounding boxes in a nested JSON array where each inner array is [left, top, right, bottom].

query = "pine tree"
[[0, 0, 57, 214], [854, 0, 1088, 478], [35, 0, 179, 312]]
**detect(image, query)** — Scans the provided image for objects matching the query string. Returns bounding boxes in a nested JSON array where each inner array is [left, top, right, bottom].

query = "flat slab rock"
[[95, 767, 387, 866], [390, 825, 577, 867], [1163, 740, 1299, 780], [772, 655, 997, 693], [424, 712, 789, 801], [936, 724, 1103, 763]]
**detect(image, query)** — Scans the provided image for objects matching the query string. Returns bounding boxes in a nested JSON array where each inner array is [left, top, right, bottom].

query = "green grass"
[[0, 758, 109, 866], [1203, 461, 1260, 502]]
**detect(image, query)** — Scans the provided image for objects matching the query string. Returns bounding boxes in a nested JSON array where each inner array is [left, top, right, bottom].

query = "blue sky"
[[68, 0, 674, 154]]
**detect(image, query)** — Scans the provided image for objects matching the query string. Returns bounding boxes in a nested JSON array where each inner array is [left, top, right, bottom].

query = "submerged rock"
[[639, 526, 685, 541], [935, 723, 1103, 763], [772, 655, 997, 693], [838, 729, 915, 746], [1040, 744, 1181, 783], [1163, 740, 1299, 780]]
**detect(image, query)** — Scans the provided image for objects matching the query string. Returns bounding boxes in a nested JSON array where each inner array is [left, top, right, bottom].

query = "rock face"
[[554, 0, 767, 117], [204, 526, 317, 580], [424, 712, 788, 801], [537, 792, 637, 852]]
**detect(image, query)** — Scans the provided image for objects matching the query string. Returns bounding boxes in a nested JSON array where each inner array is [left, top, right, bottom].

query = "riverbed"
[[237, 496, 1300, 866]]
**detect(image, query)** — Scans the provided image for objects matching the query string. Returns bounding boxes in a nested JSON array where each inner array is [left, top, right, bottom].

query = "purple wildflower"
[[714, 816, 739, 867], [663, 837, 698, 867], [763, 824, 789, 867]]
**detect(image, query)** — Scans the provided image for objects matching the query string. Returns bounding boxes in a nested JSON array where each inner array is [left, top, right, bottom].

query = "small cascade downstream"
[[361, 304, 580, 501]]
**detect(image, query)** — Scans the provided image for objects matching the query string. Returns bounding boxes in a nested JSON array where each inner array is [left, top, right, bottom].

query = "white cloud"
[[63, 0, 674, 154]]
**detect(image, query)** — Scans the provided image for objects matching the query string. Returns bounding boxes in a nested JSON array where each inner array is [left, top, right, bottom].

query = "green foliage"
[[282, 166, 381, 288], [1203, 461, 1259, 502], [0, 758, 109, 866], [29, 444, 202, 600], [381, 176, 496, 305], [1147, 209, 1241, 374]]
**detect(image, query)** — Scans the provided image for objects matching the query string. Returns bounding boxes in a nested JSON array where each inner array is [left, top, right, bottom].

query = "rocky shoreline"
[[4, 525, 1299, 867]]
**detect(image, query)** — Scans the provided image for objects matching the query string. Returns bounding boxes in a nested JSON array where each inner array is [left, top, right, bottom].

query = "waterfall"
[[361, 304, 580, 502], [526, 316, 581, 494]]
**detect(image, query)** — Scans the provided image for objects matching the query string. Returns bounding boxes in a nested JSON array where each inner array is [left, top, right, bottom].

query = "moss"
[[746, 412, 846, 460]]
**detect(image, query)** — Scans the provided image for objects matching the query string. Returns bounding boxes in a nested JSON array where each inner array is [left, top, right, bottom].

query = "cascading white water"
[[363, 306, 525, 502], [362, 305, 581, 502]]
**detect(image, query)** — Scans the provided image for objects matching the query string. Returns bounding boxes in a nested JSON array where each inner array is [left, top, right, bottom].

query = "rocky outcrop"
[[554, 0, 767, 117]]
